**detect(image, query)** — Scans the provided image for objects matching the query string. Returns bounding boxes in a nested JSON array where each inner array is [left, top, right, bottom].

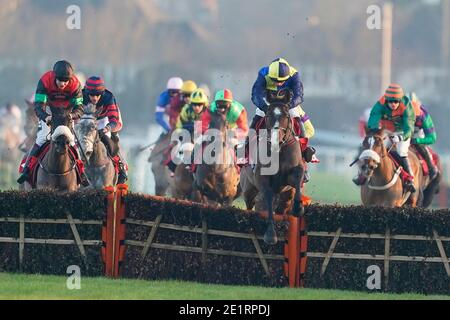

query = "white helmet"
[[167, 77, 183, 90]]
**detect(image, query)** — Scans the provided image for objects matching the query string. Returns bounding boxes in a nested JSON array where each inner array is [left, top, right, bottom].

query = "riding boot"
[[17, 143, 40, 184], [416, 144, 438, 180], [117, 156, 128, 184], [399, 156, 416, 193], [250, 115, 263, 130], [167, 160, 177, 173]]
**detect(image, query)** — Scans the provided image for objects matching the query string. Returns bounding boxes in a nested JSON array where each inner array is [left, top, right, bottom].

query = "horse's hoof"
[[291, 203, 305, 217]]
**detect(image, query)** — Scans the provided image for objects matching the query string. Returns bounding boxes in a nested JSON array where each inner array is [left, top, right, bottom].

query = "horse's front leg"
[[262, 185, 277, 245], [289, 165, 305, 217]]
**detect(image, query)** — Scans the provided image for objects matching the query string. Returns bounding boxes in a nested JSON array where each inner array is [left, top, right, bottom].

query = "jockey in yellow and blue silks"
[[250, 58, 304, 129]]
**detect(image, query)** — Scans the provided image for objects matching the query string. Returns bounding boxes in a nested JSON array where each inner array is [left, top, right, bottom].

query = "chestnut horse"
[[193, 111, 241, 206], [358, 130, 424, 207]]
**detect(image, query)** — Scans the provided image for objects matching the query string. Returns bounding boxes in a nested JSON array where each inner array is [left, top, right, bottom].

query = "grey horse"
[[75, 104, 117, 189]]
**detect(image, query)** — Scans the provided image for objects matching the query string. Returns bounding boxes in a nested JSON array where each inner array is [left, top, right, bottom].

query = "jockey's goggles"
[[387, 99, 400, 104], [56, 77, 71, 82], [168, 89, 180, 96], [216, 102, 231, 110], [192, 103, 205, 107], [270, 77, 286, 84]]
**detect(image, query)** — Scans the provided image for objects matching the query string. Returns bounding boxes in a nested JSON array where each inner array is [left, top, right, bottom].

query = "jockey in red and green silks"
[[354, 84, 417, 192], [409, 92, 438, 179], [201, 89, 249, 141], [17, 60, 88, 186]]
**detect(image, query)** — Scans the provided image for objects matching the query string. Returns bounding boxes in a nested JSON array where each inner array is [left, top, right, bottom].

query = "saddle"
[[19, 142, 85, 188], [387, 152, 413, 184]]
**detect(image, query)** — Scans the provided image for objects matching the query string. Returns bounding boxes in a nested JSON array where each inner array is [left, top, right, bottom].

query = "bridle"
[[264, 105, 296, 149]]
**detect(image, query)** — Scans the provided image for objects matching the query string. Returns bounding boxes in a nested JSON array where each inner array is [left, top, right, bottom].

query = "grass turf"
[[0, 273, 448, 300]]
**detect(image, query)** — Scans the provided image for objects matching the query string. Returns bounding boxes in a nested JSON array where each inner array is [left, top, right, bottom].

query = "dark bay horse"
[[250, 102, 305, 245], [358, 129, 424, 207], [34, 108, 80, 191], [193, 111, 240, 206], [75, 104, 116, 188]]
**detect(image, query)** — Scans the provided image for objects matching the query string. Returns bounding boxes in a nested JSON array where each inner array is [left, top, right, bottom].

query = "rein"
[[264, 108, 296, 148]]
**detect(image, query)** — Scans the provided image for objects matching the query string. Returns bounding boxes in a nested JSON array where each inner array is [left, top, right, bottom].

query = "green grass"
[[0, 273, 448, 300], [233, 171, 360, 209], [306, 171, 360, 205]]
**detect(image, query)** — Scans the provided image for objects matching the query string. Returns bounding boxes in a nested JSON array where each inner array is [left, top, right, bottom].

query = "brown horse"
[[358, 130, 424, 207], [248, 101, 305, 245], [193, 111, 240, 206], [148, 133, 172, 196], [34, 108, 80, 192], [170, 140, 196, 200]]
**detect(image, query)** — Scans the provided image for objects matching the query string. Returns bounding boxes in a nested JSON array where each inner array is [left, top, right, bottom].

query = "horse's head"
[[359, 129, 387, 178], [267, 88, 292, 105], [75, 104, 99, 160], [51, 126, 74, 154], [265, 101, 292, 150], [208, 110, 229, 145]]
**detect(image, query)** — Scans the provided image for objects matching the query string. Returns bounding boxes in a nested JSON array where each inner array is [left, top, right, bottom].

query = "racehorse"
[[170, 141, 195, 200], [75, 104, 116, 188], [148, 133, 172, 196], [244, 101, 305, 245], [34, 108, 80, 191], [193, 111, 240, 206], [358, 129, 424, 207]]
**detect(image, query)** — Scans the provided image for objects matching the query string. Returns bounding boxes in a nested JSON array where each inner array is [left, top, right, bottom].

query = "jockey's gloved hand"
[[45, 116, 52, 126], [102, 125, 111, 134], [390, 135, 403, 143]]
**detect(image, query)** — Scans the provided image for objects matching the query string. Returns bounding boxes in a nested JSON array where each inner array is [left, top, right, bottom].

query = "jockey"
[[201, 88, 249, 142], [249, 59, 317, 161], [82, 76, 128, 184], [179, 80, 198, 108], [250, 58, 304, 130], [176, 88, 209, 134], [201, 89, 249, 168], [353, 84, 417, 192], [155, 77, 183, 134], [409, 92, 438, 179], [165, 88, 209, 173], [17, 60, 87, 185]]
